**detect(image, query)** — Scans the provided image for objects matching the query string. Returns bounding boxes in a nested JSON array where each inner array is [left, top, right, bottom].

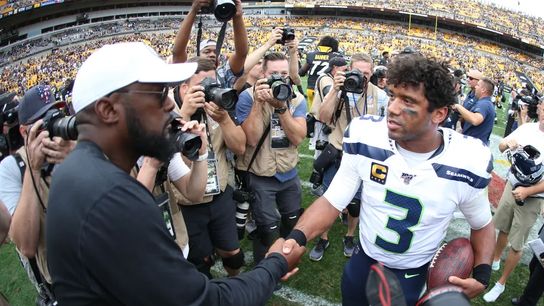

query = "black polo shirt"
[[46, 141, 287, 305]]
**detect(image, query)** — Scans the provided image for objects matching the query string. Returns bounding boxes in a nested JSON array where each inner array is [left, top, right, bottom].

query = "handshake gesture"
[[266, 236, 306, 281]]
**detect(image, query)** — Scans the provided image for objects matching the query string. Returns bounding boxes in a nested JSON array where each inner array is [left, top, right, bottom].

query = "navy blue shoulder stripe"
[[343, 142, 394, 162], [432, 163, 490, 189]]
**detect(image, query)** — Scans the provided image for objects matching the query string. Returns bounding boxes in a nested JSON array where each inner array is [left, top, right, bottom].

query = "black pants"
[[518, 255, 544, 306]]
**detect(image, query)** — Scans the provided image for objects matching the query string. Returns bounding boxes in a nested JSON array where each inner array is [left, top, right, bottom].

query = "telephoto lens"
[[267, 74, 292, 102], [201, 77, 238, 113], [42, 109, 78, 141], [170, 116, 202, 161], [204, 0, 235, 22]]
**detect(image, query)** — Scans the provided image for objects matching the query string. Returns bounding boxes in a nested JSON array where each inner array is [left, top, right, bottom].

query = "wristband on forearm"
[[286, 229, 307, 247], [196, 151, 208, 162], [472, 264, 491, 288]]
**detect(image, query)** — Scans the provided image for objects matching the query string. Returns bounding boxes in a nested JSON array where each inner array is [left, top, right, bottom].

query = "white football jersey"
[[324, 115, 493, 269]]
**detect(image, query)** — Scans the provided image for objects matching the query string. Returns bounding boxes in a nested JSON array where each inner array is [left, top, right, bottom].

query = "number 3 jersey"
[[323, 116, 493, 269]]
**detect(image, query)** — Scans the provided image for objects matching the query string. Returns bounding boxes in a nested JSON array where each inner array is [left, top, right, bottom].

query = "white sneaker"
[[483, 282, 505, 302], [492, 259, 500, 271]]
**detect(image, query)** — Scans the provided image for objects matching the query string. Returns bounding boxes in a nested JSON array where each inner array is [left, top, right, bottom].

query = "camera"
[[200, 77, 238, 113], [0, 95, 18, 127], [201, 0, 236, 22], [315, 140, 328, 151], [170, 117, 202, 161], [276, 27, 295, 45], [506, 145, 544, 206], [309, 143, 340, 188], [233, 187, 256, 240], [267, 74, 293, 102], [341, 70, 367, 94], [41, 109, 78, 141]]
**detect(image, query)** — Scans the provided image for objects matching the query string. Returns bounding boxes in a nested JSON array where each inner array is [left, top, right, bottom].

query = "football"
[[426, 237, 474, 289]]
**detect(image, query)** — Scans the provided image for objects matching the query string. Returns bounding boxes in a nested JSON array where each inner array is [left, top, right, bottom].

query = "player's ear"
[[432, 106, 449, 125]]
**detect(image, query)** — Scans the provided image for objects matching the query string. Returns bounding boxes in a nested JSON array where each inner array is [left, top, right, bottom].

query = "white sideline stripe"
[[299, 153, 314, 159], [211, 253, 340, 306]]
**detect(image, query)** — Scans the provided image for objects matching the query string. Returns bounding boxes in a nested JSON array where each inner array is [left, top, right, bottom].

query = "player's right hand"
[[267, 238, 305, 281]]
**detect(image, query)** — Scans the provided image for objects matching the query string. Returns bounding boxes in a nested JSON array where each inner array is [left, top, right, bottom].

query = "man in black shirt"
[[46, 42, 304, 305]]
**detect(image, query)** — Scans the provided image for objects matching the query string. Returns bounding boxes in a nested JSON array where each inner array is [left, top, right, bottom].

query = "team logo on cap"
[[37, 85, 52, 104]]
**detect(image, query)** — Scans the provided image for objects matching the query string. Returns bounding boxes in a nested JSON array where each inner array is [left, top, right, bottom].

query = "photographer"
[[172, 0, 247, 89], [136, 120, 208, 259], [311, 53, 388, 260], [483, 100, 544, 302], [45, 42, 304, 305], [174, 58, 246, 278], [235, 27, 299, 93], [0, 91, 23, 163], [0, 85, 75, 304], [236, 52, 307, 264], [449, 69, 483, 131]]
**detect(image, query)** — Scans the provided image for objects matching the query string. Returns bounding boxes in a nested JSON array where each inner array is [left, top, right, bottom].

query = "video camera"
[[511, 93, 540, 120], [267, 74, 293, 102], [200, 77, 238, 113], [41, 109, 78, 141], [276, 27, 295, 45], [506, 145, 544, 206], [341, 70, 367, 94], [201, 0, 236, 22], [170, 115, 202, 161]]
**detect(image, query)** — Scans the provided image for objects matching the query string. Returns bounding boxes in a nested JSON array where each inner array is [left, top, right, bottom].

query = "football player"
[[281, 53, 496, 306]]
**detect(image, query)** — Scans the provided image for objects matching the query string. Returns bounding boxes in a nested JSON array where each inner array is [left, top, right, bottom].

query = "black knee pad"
[[256, 223, 280, 247], [222, 249, 245, 270], [347, 201, 360, 218], [280, 208, 303, 237]]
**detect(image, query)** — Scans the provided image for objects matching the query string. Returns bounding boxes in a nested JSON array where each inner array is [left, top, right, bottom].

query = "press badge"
[[156, 193, 176, 240], [205, 151, 221, 196], [270, 113, 289, 149]]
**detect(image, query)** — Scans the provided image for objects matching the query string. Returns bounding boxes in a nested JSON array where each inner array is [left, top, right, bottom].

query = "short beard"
[[125, 105, 175, 163]]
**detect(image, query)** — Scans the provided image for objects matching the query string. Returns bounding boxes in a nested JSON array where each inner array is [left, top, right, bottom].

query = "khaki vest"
[[16, 147, 52, 284], [310, 74, 334, 121], [328, 83, 380, 150], [236, 89, 303, 177]]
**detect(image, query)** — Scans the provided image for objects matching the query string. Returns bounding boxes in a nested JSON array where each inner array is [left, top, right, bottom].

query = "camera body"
[[41, 109, 78, 141], [200, 77, 238, 113], [201, 0, 236, 22], [276, 27, 295, 45], [341, 70, 366, 94], [267, 74, 293, 102], [315, 140, 328, 151], [233, 188, 255, 203], [512, 94, 540, 119], [170, 117, 202, 161]]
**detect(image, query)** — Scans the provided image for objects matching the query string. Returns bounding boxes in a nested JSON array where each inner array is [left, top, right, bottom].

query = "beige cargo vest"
[[328, 83, 380, 150], [310, 74, 334, 121], [236, 89, 304, 177], [16, 147, 52, 284]]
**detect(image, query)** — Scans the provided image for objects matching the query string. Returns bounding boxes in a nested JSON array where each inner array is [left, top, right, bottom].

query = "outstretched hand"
[[267, 238, 305, 281]]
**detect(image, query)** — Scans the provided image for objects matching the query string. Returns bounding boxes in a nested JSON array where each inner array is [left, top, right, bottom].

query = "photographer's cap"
[[19, 85, 64, 125], [72, 42, 197, 113], [325, 56, 347, 73], [199, 39, 217, 52]]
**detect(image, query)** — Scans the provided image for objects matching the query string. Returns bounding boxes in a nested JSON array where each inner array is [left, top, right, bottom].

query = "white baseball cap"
[[199, 39, 217, 52], [72, 42, 197, 113]]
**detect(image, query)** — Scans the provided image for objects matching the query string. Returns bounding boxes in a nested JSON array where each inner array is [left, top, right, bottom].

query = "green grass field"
[[1, 81, 541, 305]]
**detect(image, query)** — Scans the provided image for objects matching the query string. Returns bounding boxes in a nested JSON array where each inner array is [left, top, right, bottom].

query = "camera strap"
[[247, 124, 271, 173], [195, 16, 228, 60]]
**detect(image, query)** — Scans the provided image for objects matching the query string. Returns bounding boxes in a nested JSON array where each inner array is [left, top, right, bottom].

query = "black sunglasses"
[[113, 86, 170, 106]]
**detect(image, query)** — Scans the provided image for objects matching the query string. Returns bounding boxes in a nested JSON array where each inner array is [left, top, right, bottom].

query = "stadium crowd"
[[0, 2, 543, 306]]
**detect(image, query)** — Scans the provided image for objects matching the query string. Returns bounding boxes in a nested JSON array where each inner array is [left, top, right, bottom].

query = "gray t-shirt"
[[0, 155, 23, 215]]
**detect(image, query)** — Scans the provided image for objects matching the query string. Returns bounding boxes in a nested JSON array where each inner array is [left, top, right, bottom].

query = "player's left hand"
[[448, 276, 486, 298]]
